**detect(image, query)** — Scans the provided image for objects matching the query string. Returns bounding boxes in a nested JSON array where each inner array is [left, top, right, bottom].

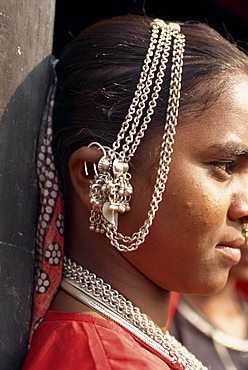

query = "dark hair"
[[53, 14, 248, 188]]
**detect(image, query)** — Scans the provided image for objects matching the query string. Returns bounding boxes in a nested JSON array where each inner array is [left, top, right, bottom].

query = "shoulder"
[[23, 311, 172, 370]]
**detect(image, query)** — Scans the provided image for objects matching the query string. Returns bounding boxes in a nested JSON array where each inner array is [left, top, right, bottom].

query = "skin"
[[182, 246, 248, 339], [122, 77, 248, 295], [51, 76, 248, 333]]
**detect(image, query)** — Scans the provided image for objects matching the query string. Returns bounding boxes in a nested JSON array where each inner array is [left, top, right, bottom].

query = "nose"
[[228, 192, 248, 224]]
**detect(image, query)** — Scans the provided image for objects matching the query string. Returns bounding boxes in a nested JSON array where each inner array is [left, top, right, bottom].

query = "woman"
[[169, 249, 248, 369], [23, 14, 248, 369]]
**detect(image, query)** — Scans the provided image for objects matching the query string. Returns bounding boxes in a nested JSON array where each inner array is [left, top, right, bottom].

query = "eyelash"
[[210, 161, 236, 175]]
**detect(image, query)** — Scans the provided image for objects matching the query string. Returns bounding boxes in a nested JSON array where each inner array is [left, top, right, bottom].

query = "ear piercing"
[[242, 224, 248, 248]]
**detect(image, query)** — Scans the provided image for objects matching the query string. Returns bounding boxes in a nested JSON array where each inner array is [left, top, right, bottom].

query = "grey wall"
[[0, 2, 55, 369]]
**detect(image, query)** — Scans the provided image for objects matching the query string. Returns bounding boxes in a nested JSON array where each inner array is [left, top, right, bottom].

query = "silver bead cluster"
[[89, 146, 133, 233]]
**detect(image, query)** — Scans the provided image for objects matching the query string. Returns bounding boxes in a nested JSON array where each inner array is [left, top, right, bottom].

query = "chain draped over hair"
[[88, 19, 185, 251]]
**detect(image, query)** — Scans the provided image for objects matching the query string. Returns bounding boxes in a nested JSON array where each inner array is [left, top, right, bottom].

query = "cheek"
[[160, 178, 226, 233], [122, 175, 231, 293]]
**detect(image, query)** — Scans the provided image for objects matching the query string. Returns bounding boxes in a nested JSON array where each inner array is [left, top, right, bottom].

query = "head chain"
[[88, 19, 185, 251]]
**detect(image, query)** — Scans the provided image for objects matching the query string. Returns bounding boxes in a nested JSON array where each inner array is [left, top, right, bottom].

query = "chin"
[[200, 277, 229, 295], [178, 273, 230, 296]]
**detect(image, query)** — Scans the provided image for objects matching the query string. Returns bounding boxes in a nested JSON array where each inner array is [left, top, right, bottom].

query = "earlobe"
[[68, 146, 103, 208]]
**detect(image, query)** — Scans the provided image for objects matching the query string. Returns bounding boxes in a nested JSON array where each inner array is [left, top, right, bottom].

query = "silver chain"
[[112, 20, 172, 161], [62, 257, 207, 370], [89, 19, 185, 251], [177, 297, 248, 352]]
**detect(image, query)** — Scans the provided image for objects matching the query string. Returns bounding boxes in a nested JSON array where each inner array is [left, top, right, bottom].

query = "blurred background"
[[53, 0, 248, 57]]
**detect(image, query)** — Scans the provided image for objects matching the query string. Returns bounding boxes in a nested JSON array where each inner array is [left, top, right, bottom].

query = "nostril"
[[241, 215, 248, 224], [228, 196, 248, 222]]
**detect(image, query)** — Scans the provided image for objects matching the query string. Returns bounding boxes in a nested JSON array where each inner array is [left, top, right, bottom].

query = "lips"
[[216, 244, 242, 264]]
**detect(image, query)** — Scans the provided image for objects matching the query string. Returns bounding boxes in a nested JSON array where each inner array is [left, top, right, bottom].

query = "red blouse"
[[23, 311, 172, 369]]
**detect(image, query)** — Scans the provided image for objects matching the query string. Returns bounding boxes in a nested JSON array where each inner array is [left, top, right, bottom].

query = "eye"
[[211, 161, 236, 175]]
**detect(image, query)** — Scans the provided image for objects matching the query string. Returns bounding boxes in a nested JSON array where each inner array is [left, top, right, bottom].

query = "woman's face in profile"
[[122, 77, 248, 295]]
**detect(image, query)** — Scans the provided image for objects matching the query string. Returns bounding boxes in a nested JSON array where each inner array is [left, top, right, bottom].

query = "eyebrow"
[[210, 142, 248, 157]]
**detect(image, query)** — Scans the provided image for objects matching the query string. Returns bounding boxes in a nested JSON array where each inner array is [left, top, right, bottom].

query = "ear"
[[68, 146, 103, 209]]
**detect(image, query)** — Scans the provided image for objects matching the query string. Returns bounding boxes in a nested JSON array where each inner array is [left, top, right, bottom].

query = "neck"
[[59, 208, 170, 333]]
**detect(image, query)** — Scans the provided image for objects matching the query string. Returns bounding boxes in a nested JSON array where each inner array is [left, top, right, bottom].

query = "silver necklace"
[[61, 256, 208, 370], [177, 297, 248, 352]]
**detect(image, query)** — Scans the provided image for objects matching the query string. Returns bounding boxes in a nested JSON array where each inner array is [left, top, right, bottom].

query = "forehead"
[[177, 78, 248, 141], [228, 77, 248, 112]]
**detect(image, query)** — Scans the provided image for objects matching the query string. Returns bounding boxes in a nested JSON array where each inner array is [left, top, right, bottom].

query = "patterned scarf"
[[29, 57, 65, 344]]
